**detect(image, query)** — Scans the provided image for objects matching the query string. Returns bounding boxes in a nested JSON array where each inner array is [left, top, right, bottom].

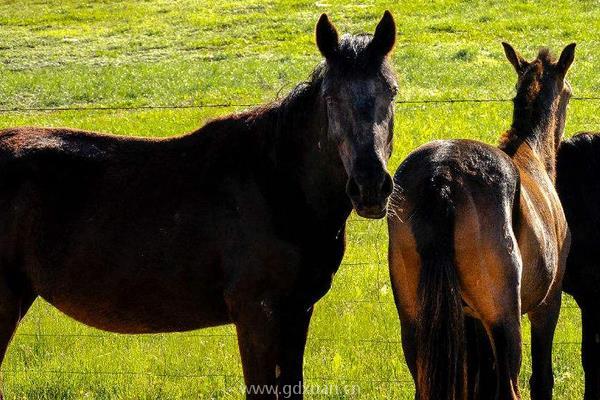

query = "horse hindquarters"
[[389, 164, 517, 399], [453, 194, 523, 400], [389, 171, 470, 400]]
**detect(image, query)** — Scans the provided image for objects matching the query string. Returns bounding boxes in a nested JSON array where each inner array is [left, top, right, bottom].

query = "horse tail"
[[412, 174, 465, 400]]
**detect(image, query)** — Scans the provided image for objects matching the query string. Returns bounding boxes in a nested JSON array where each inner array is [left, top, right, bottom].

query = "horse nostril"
[[347, 178, 361, 199], [381, 174, 393, 197]]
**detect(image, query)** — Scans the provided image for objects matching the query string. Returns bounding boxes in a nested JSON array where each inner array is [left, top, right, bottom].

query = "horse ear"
[[502, 42, 528, 74], [316, 14, 339, 59], [370, 10, 396, 57], [557, 43, 576, 76]]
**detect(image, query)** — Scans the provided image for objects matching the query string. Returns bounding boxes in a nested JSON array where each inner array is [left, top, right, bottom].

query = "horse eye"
[[391, 86, 399, 97]]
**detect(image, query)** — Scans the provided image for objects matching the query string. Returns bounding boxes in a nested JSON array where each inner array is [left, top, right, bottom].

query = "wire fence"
[[0, 95, 599, 114], [0, 95, 589, 394]]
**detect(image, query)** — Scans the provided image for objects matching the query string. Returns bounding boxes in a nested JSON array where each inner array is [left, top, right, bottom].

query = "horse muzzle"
[[346, 172, 393, 219]]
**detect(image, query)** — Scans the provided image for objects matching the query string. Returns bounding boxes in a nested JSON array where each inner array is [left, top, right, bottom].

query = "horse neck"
[[504, 94, 565, 181], [268, 84, 352, 229]]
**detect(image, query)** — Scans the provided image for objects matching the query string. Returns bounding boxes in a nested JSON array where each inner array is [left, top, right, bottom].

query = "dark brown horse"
[[0, 12, 397, 399], [388, 43, 575, 400], [557, 132, 600, 400]]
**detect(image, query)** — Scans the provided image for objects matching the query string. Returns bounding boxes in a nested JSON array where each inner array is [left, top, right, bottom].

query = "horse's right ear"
[[502, 42, 528, 74], [316, 14, 339, 59], [370, 10, 396, 57], [557, 43, 576, 77]]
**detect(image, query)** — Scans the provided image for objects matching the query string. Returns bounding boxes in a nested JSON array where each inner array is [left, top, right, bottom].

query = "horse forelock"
[[331, 33, 390, 72], [536, 47, 556, 66]]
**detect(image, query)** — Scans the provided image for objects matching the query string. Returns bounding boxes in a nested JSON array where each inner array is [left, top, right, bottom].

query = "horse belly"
[[33, 262, 231, 334], [40, 289, 230, 334]]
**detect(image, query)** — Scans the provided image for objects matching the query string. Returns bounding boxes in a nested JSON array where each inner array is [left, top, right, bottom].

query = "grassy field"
[[0, 0, 599, 398]]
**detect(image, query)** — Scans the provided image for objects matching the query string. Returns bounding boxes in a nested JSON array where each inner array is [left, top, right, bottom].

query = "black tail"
[[411, 176, 465, 400]]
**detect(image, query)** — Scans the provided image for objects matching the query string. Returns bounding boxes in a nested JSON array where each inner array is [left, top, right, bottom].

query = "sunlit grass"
[[0, 0, 598, 398]]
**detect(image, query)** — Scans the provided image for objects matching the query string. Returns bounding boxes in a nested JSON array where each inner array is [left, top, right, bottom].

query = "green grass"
[[0, 0, 598, 398]]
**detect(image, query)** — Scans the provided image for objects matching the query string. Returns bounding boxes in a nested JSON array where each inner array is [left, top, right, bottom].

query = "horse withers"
[[0, 12, 398, 399], [388, 43, 575, 399], [557, 132, 600, 400]]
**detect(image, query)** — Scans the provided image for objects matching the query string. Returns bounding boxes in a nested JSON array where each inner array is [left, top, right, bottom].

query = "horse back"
[[0, 126, 292, 332]]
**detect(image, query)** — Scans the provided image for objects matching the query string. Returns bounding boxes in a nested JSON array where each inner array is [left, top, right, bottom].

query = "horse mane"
[[498, 128, 524, 155], [183, 63, 326, 160]]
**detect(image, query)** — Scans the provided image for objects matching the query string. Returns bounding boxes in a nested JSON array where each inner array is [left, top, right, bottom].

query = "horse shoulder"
[[516, 166, 567, 311]]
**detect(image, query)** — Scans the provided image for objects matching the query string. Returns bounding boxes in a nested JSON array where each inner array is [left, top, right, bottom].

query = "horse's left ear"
[[316, 14, 339, 59], [370, 10, 396, 57], [502, 42, 528, 74], [557, 43, 576, 76]]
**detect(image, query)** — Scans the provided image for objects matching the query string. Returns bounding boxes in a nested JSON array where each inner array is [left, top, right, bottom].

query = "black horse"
[[557, 132, 600, 400], [0, 12, 397, 399]]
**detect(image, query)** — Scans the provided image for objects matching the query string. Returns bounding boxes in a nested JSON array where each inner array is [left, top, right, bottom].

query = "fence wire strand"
[[0, 96, 598, 114]]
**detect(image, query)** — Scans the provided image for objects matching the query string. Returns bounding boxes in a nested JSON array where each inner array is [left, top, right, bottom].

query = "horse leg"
[[465, 317, 480, 400], [231, 296, 281, 400], [0, 279, 36, 400], [528, 292, 561, 400], [461, 254, 522, 399], [481, 313, 521, 400], [466, 316, 496, 400], [580, 301, 600, 400], [398, 318, 418, 399], [275, 304, 313, 399], [388, 220, 420, 399], [389, 267, 419, 398]]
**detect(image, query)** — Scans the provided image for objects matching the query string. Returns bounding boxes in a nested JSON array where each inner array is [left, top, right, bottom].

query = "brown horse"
[[0, 12, 397, 399], [387, 43, 575, 400], [556, 132, 600, 400]]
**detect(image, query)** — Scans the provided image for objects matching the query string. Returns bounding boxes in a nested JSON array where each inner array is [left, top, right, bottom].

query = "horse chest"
[[291, 236, 345, 304]]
